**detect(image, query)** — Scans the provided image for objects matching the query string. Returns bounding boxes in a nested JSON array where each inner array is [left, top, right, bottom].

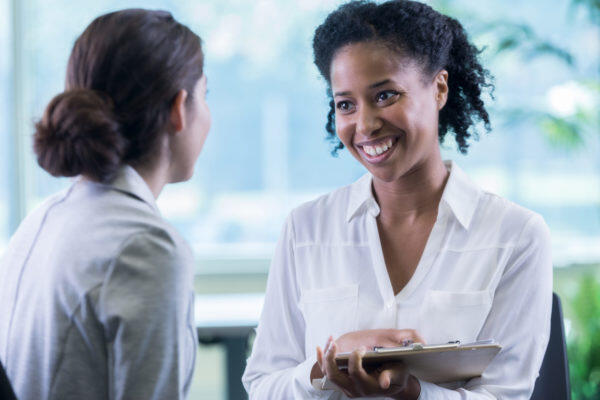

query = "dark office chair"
[[0, 359, 17, 400], [531, 293, 571, 400]]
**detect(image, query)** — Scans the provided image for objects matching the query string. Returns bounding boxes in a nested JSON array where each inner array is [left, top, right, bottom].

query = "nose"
[[355, 104, 382, 137]]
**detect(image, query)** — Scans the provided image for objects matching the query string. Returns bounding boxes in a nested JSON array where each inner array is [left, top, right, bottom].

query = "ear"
[[169, 89, 189, 135], [434, 70, 449, 111]]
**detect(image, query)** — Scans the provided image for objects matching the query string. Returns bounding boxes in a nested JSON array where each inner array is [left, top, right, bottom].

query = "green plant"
[[564, 273, 600, 399]]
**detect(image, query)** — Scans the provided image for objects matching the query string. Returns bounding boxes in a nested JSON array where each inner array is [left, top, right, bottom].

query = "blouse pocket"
[[299, 284, 358, 356], [419, 290, 492, 345]]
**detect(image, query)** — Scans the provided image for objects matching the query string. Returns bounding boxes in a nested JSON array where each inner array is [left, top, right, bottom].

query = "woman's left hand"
[[316, 337, 421, 399]]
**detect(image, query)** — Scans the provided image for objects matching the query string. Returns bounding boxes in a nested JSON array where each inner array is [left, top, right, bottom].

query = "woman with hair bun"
[[0, 9, 210, 400], [244, 1, 552, 399]]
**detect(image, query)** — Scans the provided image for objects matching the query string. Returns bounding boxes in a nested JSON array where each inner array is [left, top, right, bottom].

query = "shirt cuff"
[[292, 355, 329, 398], [417, 379, 440, 399]]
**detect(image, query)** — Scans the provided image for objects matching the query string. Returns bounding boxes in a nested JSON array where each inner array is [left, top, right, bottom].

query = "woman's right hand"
[[310, 329, 425, 380], [333, 329, 425, 353]]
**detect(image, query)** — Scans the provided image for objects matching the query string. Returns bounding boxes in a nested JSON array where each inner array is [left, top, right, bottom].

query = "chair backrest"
[[530, 292, 571, 400], [0, 358, 17, 400]]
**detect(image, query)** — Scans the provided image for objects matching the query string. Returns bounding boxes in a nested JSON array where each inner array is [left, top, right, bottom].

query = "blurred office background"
[[1, 0, 599, 398]]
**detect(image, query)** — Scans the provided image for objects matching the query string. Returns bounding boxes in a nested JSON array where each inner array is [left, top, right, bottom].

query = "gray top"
[[0, 166, 197, 400]]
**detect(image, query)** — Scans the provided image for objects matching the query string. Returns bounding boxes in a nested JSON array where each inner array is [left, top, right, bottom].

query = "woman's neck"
[[133, 163, 169, 199], [132, 134, 174, 199], [372, 157, 449, 223]]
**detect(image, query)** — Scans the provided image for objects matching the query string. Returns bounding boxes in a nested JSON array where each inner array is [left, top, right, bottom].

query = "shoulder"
[[34, 180, 191, 275], [465, 190, 551, 263], [82, 180, 192, 260], [112, 226, 193, 285], [478, 191, 549, 239], [286, 180, 357, 243], [292, 183, 352, 221], [4, 186, 73, 254]]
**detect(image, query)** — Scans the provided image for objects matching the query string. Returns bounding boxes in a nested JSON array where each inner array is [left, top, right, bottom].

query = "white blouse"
[[242, 161, 553, 400]]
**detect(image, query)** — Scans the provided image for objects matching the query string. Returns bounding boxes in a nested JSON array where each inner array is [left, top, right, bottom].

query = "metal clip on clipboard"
[[372, 340, 460, 354]]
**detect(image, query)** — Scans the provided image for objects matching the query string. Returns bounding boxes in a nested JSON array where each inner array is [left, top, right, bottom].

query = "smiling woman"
[[330, 42, 449, 184], [243, 1, 553, 399]]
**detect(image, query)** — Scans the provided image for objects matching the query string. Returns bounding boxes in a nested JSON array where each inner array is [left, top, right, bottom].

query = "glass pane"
[[18, 0, 600, 267], [159, 0, 360, 269], [23, 0, 186, 209], [438, 0, 600, 266], [0, 0, 10, 251]]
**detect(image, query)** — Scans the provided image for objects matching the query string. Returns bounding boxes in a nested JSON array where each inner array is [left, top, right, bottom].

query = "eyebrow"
[[333, 79, 392, 97]]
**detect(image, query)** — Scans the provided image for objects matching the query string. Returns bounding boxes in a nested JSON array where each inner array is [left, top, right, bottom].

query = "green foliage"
[[463, 0, 599, 152], [540, 117, 584, 149], [485, 22, 575, 66], [564, 273, 600, 399], [571, 0, 600, 24]]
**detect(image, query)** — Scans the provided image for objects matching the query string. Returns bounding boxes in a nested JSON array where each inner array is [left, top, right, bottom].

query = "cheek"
[[335, 118, 354, 146], [402, 101, 436, 137], [196, 104, 211, 139]]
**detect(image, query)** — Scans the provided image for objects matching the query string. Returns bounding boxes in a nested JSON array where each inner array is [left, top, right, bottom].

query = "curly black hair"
[[313, 0, 493, 154]]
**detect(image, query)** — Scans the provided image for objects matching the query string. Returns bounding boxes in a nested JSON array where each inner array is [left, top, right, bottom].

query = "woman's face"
[[173, 74, 211, 182], [330, 41, 447, 183]]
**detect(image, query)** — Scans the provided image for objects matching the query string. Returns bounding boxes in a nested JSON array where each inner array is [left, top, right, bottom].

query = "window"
[[13, 0, 599, 270]]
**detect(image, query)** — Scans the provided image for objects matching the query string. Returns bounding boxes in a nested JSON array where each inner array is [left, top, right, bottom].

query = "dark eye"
[[336, 100, 355, 113], [375, 90, 399, 104]]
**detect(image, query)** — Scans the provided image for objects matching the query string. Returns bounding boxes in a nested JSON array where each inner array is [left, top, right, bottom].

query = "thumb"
[[378, 369, 393, 389], [378, 363, 409, 391]]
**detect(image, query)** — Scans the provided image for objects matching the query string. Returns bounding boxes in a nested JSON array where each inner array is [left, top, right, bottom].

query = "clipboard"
[[331, 340, 501, 384]]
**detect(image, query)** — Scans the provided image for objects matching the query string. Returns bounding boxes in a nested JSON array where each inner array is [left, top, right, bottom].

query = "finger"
[[324, 340, 339, 372], [411, 330, 426, 345], [324, 341, 353, 388], [347, 346, 377, 391], [316, 346, 324, 368], [392, 329, 426, 346], [378, 368, 392, 389], [378, 362, 409, 392], [323, 335, 333, 355], [347, 347, 368, 378]]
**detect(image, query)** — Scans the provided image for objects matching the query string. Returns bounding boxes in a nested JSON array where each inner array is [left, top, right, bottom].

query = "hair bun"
[[34, 89, 127, 182]]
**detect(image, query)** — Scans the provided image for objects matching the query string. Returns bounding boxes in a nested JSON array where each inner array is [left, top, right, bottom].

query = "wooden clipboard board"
[[333, 342, 502, 384]]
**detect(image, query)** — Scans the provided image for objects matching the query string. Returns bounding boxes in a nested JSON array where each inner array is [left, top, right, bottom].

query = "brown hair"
[[34, 9, 204, 182]]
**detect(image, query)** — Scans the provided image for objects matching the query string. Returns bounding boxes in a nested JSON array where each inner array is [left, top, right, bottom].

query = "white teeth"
[[363, 138, 396, 157]]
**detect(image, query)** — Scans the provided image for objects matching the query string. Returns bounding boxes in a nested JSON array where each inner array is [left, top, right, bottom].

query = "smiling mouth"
[[356, 136, 399, 163]]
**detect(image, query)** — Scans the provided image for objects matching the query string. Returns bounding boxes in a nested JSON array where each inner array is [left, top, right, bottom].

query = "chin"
[[182, 168, 195, 182], [354, 153, 407, 183], [171, 167, 195, 184]]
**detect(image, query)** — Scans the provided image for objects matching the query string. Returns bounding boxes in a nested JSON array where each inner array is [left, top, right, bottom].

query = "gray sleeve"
[[97, 230, 197, 400]]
